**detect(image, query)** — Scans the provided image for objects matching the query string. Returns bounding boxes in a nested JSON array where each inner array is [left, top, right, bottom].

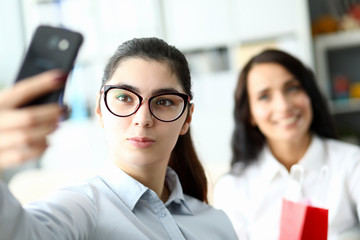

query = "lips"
[[128, 137, 155, 148]]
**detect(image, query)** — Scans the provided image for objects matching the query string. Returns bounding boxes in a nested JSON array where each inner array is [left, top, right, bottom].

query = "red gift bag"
[[279, 199, 328, 240]]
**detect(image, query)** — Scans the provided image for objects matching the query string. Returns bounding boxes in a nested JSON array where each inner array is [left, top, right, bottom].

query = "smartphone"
[[15, 25, 84, 107]]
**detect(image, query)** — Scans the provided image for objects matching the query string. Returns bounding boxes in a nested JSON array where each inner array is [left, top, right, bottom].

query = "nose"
[[132, 100, 154, 127], [273, 93, 291, 111]]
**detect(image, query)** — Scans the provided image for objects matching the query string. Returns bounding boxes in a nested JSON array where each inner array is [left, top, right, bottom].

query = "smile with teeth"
[[277, 115, 298, 126]]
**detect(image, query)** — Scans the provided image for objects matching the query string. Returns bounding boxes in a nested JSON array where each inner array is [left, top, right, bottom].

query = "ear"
[[180, 104, 194, 135], [95, 93, 104, 128]]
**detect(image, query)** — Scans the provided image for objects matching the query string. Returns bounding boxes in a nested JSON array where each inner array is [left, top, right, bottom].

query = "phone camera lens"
[[58, 39, 70, 51]]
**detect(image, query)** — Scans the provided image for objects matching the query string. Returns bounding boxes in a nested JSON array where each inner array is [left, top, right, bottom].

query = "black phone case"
[[15, 25, 83, 106]]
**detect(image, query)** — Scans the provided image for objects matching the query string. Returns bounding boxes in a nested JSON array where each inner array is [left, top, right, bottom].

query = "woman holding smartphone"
[[0, 37, 237, 239]]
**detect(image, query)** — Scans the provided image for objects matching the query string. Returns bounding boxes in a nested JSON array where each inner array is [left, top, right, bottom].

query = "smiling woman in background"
[[214, 49, 360, 240], [0, 37, 237, 240]]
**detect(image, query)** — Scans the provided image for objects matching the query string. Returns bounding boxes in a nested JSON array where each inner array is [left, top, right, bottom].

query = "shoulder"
[[183, 194, 229, 218], [320, 137, 360, 174], [183, 194, 212, 211], [324, 138, 360, 160], [183, 195, 237, 239], [214, 173, 239, 194], [326, 137, 360, 151], [215, 161, 260, 190], [213, 170, 252, 209]]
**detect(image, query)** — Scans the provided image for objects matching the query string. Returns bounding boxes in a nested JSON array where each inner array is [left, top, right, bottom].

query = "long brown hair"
[[231, 49, 337, 170], [100, 38, 208, 202]]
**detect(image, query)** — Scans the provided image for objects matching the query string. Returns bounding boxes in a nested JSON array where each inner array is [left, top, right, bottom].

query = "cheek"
[[300, 95, 313, 123], [297, 94, 313, 117], [164, 129, 181, 148], [159, 119, 186, 147], [250, 103, 270, 124], [102, 111, 128, 144], [162, 120, 184, 139]]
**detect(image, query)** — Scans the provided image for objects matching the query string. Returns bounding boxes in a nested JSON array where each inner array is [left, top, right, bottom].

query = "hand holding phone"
[[15, 25, 83, 107], [0, 70, 67, 169]]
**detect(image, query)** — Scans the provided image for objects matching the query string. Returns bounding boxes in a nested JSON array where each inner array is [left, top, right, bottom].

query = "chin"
[[279, 131, 309, 142]]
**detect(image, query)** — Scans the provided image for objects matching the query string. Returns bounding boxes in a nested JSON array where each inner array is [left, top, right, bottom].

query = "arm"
[[0, 181, 97, 240], [0, 70, 73, 239]]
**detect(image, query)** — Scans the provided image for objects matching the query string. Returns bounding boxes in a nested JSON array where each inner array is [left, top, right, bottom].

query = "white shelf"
[[330, 98, 360, 114], [315, 30, 360, 49], [315, 30, 360, 114]]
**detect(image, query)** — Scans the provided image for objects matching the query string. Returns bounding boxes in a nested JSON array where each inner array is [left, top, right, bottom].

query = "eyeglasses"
[[102, 85, 191, 122]]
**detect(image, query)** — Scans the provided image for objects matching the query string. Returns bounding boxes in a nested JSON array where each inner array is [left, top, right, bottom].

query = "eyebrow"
[[284, 78, 299, 87], [256, 88, 269, 97], [256, 78, 299, 94], [112, 84, 181, 95], [152, 88, 180, 95]]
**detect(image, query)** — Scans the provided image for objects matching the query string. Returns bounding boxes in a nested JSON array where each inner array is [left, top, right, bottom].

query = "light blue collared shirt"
[[0, 165, 237, 240]]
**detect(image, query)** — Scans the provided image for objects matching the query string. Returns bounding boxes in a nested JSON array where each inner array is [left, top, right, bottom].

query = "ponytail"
[[169, 128, 208, 203]]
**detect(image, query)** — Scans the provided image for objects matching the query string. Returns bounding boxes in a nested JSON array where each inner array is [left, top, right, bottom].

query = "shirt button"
[[159, 212, 166, 218]]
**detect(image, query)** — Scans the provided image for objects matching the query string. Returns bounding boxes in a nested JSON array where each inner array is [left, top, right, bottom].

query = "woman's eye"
[[287, 85, 300, 92], [117, 95, 132, 102], [258, 94, 269, 101], [156, 99, 173, 106]]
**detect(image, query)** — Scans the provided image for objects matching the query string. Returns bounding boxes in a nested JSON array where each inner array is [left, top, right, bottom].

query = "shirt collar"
[[259, 134, 326, 183], [98, 161, 148, 210], [258, 145, 286, 184], [98, 162, 192, 215], [164, 168, 193, 215]]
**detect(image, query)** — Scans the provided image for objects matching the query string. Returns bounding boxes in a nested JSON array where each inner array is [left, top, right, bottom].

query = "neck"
[[268, 133, 312, 171]]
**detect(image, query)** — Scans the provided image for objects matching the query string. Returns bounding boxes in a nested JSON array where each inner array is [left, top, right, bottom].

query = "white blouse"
[[214, 135, 360, 240]]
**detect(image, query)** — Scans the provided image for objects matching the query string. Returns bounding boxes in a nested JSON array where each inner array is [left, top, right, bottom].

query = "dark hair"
[[231, 49, 337, 169], [101, 37, 208, 202]]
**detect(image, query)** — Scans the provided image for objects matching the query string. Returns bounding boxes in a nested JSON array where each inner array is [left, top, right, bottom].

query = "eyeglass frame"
[[101, 85, 191, 122]]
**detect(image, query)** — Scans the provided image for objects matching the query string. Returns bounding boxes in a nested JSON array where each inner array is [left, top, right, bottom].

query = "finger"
[[0, 70, 67, 109], [0, 123, 57, 150], [0, 142, 47, 170], [0, 104, 63, 130]]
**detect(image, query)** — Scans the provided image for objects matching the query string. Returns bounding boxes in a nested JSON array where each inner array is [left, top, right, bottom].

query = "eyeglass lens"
[[106, 88, 186, 121]]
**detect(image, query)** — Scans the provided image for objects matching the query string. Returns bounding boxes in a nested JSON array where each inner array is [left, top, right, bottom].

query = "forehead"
[[247, 63, 296, 91], [108, 58, 183, 92]]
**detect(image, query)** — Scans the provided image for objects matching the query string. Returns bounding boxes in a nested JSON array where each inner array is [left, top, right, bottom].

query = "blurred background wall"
[[1, 0, 360, 196]]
